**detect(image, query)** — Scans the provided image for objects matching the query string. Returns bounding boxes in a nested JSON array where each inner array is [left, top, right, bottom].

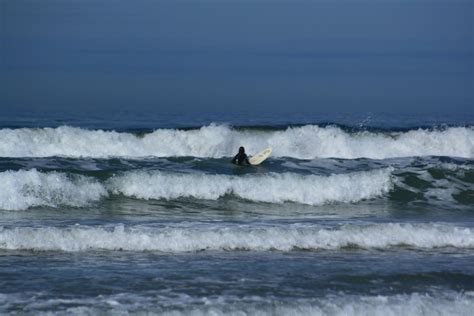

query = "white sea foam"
[[0, 168, 392, 210], [157, 292, 474, 316], [1, 223, 473, 252], [0, 169, 107, 211], [2, 291, 473, 315], [0, 125, 473, 159], [108, 168, 393, 205]]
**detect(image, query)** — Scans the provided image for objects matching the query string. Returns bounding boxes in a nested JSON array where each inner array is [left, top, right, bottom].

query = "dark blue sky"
[[1, 0, 473, 116]]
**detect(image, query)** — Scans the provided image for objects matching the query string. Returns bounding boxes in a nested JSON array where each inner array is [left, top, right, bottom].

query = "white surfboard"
[[249, 147, 272, 165]]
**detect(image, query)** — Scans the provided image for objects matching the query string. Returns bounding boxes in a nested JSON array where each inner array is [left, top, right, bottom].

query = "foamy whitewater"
[[0, 168, 393, 210], [1, 117, 473, 315], [1, 223, 473, 252], [1, 124, 473, 159]]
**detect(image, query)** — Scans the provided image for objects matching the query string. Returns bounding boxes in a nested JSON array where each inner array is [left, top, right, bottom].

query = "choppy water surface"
[[0, 114, 473, 315]]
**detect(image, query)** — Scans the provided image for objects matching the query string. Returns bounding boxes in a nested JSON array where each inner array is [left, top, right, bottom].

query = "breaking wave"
[[108, 168, 393, 205], [1, 223, 473, 252], [1, 125, 473, 159], [0, 169, 107, 211], [0, 169, 392, 210]]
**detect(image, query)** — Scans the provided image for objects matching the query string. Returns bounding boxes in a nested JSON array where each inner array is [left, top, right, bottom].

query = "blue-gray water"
[[0, 113, 473, 315]]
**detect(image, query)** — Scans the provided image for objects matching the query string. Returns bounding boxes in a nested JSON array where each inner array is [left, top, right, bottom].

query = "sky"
[[0, 0, 473, 116]]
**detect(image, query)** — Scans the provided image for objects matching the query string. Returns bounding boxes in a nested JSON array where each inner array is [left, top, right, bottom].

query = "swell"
[[0, 124, 472, 159], [0, 223, 473, 252]]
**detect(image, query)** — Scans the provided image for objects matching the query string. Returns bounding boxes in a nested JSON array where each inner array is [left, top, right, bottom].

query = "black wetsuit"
[[232, 152, 250, 165]]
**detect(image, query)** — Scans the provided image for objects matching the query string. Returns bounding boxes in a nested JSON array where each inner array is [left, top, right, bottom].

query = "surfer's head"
[[239, 146, 245, 154]]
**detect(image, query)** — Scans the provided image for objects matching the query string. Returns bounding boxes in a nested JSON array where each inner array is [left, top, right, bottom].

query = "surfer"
[[232, 146, 250, 165]]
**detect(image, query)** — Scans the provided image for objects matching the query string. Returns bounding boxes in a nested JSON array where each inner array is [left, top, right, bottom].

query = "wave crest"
[[0, 169, 107, 210], [0, 168, 392, 210], [1, 125, 472, 159], [0, 223, 472, 252], [109, 168, 393, 205]]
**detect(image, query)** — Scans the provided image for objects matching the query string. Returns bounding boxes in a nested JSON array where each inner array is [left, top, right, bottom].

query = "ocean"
[[0, 112, 473, 315]]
